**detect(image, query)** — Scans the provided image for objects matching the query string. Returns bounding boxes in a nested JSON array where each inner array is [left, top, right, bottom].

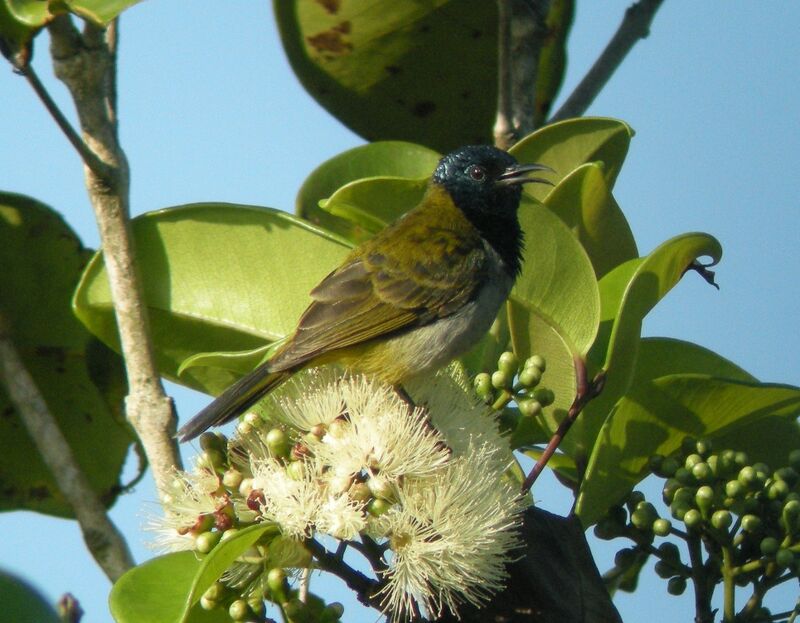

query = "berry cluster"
[[598, 437, 800, 622], [473, 351, 553, 415], [180, 430, 345, 623]]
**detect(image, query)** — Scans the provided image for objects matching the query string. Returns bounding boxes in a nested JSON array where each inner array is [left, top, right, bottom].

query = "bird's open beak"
[[496, 162, 555, 187]]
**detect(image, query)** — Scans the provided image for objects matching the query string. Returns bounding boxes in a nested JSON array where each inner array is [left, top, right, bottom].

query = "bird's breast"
[[350, 245, 514, 383]]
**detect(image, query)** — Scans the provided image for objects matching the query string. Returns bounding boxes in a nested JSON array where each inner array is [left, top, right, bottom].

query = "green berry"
[[775, 548, 795, 568], [199, 431, 224, 452], [518, 398, 543, 417], [710, 510, 732, 531], [654, 560, 675, 579], [667, 576, 687, 596], [782, 499, 800, 533], [662, 479, 681, 504], [695, 486, 715, 512], [195, 530, 222, 554], [594, 518, 622, 540], [775, 466, 799, 487], [518, 366, 542, 388], [741, 514, 762, 534], [725, 480, 744, 499], [675, 467, 695, 486], [631, 501, 658, 531], [733, 451, 750, 467], [753, 462, 771, 478], [657, 542, 681, 562], [324, 603, 345, 620], [222, 468, 243, 490], [200, 595, 217, 611], [228, 599, 250, 621], [498, 351, 519, 375], [684, 453, 703, 470], [760, 537, 780, 556], [672, 487, 696, 510], [367, 497, 392, 517], [626, 490, 646, 511], [653, 518, 672, 537], [532, 387, 555, 407], [473, 372, 493, 397], [267, 568, 287, 599], [659, 457, 680, 478], [738, 466, 758, 489], [203, 582, 226, 602], [526, 354, 546, 372], [691, 462, 713, 484], [614, 547, 637, 568], [768, 479, 790, 501], [491, 370, 510, 389], [683, 509, 703, 530], [789, 449, 800, 471], [695, 439, 713, 458]]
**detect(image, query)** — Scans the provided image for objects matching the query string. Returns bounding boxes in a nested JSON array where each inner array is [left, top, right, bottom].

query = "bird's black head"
[[432, 145, 552, 276]]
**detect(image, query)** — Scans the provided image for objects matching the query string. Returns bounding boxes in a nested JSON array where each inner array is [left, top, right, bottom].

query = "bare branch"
[[44, 15, 181, 490], [495, 0, 551, 149], [0, 317, 134, 581], [550, 0, 665, 123]]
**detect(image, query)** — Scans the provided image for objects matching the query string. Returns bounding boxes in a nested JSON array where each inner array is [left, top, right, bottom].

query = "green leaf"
[[533, 0, 574, 126], [109, 552, 225, 623], [296, 141, 440, 243], [274, 1, 499, 152], [320, 176, 428, 238], [576, 375, 800, 526], [0, 192, 131, 517], [632, 337, 756, 386], [110, 524, 279, 623], [510, 117, 634, 201], [64, 0, 143, 24], [0, 569, 60, 623], [544, 162, 637, 278], [506, 200, 600, 448], [570, 233, 723, 458], [74, 204, 353, 396], [4, 0, 52, 28]]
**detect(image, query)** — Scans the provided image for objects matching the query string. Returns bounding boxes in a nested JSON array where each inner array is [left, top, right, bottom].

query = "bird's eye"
[[467, 164, 486, 182]]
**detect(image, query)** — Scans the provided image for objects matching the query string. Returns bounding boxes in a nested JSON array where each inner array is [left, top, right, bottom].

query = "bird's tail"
[[177, 364, 292, 442]]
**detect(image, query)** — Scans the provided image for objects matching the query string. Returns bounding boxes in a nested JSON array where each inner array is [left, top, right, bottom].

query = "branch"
[[549, 0, 665, 123], [521, 359, 604, 491], [494, 0, 551, 149], [0, 316, 134, 581], [304, 538, 384, 611], [43, 15, 181, 491]]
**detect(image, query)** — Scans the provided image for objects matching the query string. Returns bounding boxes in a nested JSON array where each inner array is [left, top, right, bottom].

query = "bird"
[[177, 145, 552, 442]]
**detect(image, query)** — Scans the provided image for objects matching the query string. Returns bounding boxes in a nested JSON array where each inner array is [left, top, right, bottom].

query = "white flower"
[[376, 443, 525, 620], [145, 465, 224, 552], [315, 492, 367, 540], [250, 457, 321, 539], [309, 374, 451, 483]]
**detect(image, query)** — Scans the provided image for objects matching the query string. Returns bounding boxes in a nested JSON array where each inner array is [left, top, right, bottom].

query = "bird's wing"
[[267, 230, 488, 371]]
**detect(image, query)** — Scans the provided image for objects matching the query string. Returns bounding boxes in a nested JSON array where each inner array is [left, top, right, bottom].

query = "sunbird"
[[178, 145, 552, 442]]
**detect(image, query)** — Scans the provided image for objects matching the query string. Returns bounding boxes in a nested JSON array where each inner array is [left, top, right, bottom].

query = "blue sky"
[[1, 1, 798, 621]]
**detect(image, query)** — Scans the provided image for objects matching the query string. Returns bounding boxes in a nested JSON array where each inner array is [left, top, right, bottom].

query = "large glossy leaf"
[[274, 0, 499, 152], [510, 118, 634, 201], [0, 192, 131, 517], [296, 141, 440, 243], [320, 176, 428, 239], [64, 0, 143, 24], [569, 233, 723, 458], [576, 375, 800, 526], [544, 162, 637, 278], [4, 0, 51, 28], [74, 204, 353, 396], [506, 199, 600, 447], [0, 569, 60, 623], [110, 524, 279, 623]]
